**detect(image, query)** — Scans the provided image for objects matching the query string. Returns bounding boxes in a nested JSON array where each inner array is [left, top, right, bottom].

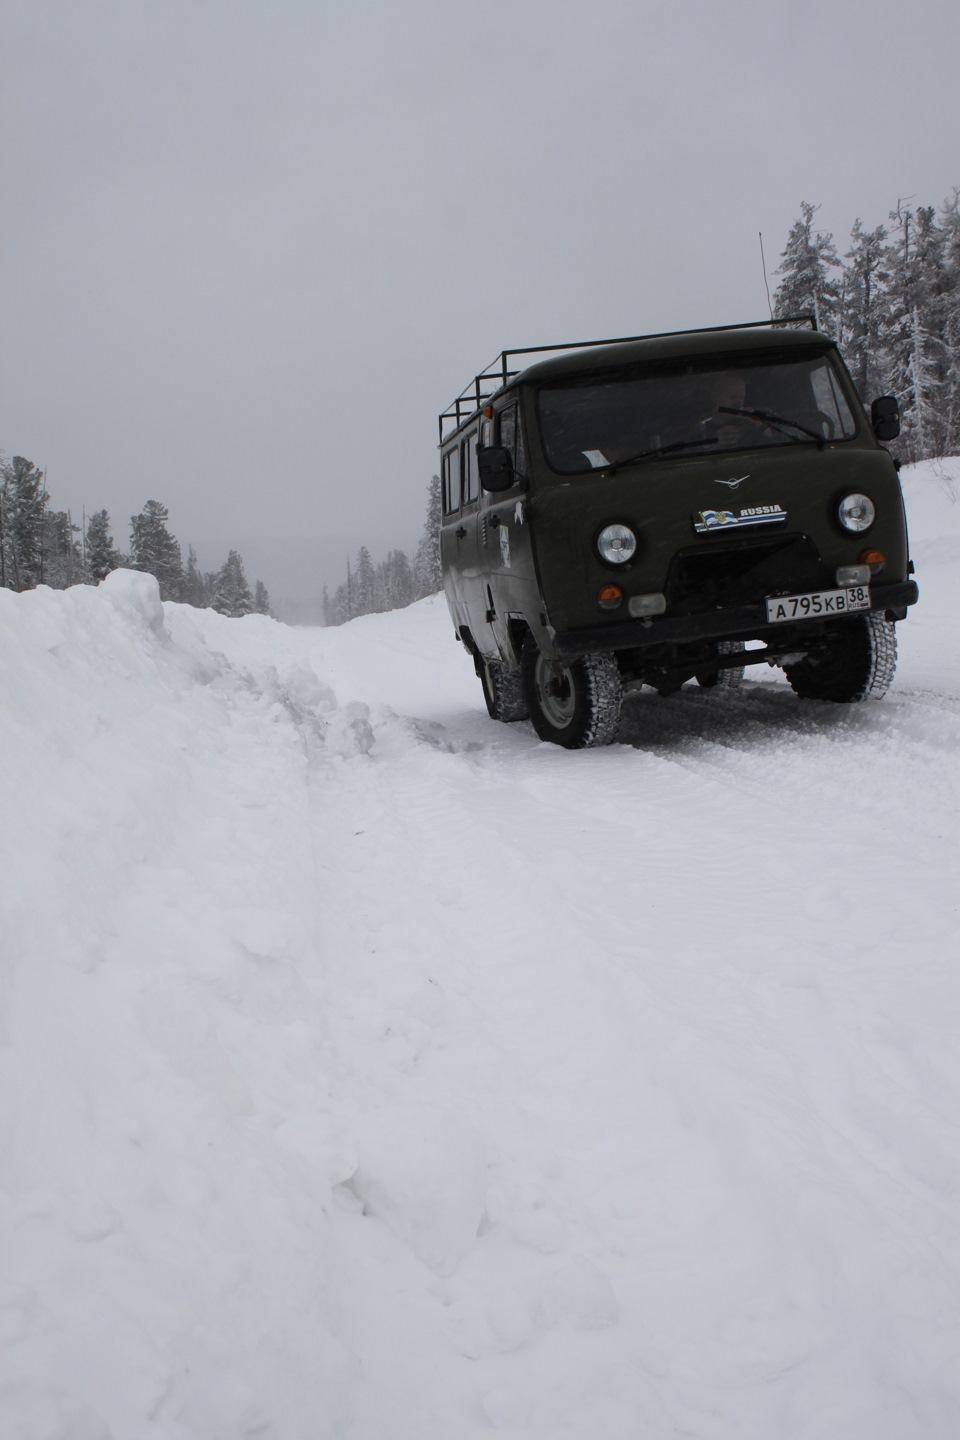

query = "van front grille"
[[665, 534, 824, 613]]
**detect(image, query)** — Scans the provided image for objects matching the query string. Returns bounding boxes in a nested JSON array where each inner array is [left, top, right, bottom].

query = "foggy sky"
[[3, 0, 958, 610]]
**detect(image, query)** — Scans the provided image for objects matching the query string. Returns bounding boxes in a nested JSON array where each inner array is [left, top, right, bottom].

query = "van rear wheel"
[[784, 612, 897, 702], [696, 639, 745, 689], [521, 639, 623, 748], [479, 659, 529, 722]]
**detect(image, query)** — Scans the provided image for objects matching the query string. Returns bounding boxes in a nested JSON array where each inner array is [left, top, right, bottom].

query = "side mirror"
[[477, 445, 514, 492], [871, 395, 901, 441]]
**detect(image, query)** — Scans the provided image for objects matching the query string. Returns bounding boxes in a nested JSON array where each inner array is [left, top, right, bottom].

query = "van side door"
[[479, 402, 538, 664], [457, 425, 498, 651], [439, 442, 465, 625]]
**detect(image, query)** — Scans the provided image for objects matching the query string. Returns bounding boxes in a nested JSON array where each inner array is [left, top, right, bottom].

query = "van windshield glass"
[[536, 352, 857, 474]]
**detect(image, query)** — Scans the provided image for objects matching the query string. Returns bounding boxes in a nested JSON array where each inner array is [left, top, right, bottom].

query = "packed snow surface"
[[2, 460, 959, 1439]]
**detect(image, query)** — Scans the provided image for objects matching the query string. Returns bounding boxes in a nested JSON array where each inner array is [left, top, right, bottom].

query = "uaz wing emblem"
[[715, 474, 750, 489]]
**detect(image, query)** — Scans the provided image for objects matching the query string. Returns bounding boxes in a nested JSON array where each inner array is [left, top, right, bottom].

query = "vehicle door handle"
[[456, 525, 467, 539]]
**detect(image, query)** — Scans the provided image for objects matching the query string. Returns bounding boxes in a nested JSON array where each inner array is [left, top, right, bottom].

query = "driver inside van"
[[700, 369, 789, 450], [702, 371, 752, 447]]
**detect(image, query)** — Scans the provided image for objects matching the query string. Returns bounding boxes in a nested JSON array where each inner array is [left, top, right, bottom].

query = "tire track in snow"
[[300, 695, 960, 1437]]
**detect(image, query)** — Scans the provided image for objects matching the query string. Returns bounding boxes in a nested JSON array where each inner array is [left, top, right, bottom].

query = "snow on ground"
[[1, 460, 959, 1439]]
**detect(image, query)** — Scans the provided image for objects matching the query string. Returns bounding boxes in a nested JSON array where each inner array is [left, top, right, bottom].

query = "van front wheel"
[[521, 640, 623, 748], [783, 612, 897, 702]]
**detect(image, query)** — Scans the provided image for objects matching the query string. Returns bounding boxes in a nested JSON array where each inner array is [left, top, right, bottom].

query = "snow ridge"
[[1, 463, 959, 1438]]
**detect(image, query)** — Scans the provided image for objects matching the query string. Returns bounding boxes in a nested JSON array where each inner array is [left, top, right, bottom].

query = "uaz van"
[[437, 319, 918, 748]]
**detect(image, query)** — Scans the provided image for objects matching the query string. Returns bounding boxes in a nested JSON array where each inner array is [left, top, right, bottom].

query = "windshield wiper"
[[719, 405, 825, 445], [604, 436, 719, 472]]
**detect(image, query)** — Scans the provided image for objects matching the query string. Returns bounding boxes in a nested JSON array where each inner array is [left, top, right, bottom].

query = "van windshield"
[[536, 352, 858, 474]]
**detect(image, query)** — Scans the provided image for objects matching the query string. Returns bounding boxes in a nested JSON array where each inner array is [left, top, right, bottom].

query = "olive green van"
[[437, 319, 918, 748]]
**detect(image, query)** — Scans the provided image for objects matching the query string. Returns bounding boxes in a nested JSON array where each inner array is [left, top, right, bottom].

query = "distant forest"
[[323, 474, 442, 626], [0, 469, 270, 617], [5, 192, 956, 622], [771, 191, 960, 460]]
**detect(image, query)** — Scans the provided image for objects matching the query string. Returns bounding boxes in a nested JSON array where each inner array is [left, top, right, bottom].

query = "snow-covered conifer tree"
[[253, 579, 271, 616], [0, 456, 47, 591], [413, 474, 442, 599], [939, 189, 960, 453], [354, 546, 376, 616], [42, 509, 83, 589], [842, 219, 888, 400], [85, 509, 123, 583], [384, 549, 413, 610], [881, 201, 947, 460], [129, 500, 183, 601], [211, 549, 254, 617], [332, 578, 351, 625], [774, 202, 842, 335], [181, 546, 208, 607]]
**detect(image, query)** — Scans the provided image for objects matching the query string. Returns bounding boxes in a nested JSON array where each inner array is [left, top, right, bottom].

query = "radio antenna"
[[759, 231, 773, 318]]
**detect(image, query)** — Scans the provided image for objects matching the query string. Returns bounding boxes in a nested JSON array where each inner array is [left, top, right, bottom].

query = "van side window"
[[497, 405, 525, 477], [442, 446, 461, 515], [463, 431, 479, 505]]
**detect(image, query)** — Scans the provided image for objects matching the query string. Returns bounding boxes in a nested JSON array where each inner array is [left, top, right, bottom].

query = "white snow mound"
[[1, 463, 959, 1439]]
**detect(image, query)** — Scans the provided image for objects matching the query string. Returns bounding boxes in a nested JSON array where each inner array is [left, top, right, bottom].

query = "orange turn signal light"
[[597, 584, 623, 611], [859, 549, 885, 565]]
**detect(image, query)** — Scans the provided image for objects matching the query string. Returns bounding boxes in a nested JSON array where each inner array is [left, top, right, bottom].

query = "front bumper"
[[552, 579, 919, 659]]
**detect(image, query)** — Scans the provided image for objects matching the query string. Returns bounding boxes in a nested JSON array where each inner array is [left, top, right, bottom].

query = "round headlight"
[[837, 493, 876, 533], [597, 523, 637, 564]]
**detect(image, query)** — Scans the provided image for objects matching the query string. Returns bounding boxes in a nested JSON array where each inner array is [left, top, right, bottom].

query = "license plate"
[[765, 586, 870, 623]]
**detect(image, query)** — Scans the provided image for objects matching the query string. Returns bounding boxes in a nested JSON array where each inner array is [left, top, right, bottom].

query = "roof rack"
[[438, 314, 817, 442]]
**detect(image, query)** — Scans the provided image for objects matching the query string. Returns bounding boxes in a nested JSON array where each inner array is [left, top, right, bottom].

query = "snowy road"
[[2, 462, 959, 1438]]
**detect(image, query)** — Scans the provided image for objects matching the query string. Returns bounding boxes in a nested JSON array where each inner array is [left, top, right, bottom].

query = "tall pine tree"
[[774, 202, 842, 335], [130, 500, 183, 601], [414, 473, 442, 599], [253, 579, 272, 616], [42, 509, 83, 589], [939, 189, 960, 452], [211, 549, 254, 617], [85, 509, 123, 583], [0, 456, 47, 591], [181, 545, 209, 607], [354, 546, 377, 616], [842, 219, 888, 399]]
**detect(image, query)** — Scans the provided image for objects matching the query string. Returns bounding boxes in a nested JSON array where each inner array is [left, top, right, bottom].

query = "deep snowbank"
[[1, 460, 959, 1439]]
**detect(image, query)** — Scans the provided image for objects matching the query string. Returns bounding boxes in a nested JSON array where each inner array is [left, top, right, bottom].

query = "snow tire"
[[697, 639, 746, 690], [479, 659, 529, 723], [784, 612, 898, 703], [521, 638, 623, 748]]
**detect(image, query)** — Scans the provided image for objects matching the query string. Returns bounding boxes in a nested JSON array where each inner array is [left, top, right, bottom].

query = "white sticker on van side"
[[500, 527, 511, 567]]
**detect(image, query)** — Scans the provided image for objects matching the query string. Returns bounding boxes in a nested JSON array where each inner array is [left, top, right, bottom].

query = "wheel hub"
[[535, 656, 575, 727]]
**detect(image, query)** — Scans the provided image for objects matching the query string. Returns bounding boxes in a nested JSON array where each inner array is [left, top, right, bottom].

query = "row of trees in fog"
[[0, 456, 271, 617], [773, 190, 960, 461], [322, 474, 442, 625]]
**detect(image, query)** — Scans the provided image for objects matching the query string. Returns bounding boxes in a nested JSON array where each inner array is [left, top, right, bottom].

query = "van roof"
[[438, 316, 828, 443]]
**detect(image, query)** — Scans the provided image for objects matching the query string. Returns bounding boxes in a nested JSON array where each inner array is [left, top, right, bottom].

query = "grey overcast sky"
[[2, 0, 958, 608]]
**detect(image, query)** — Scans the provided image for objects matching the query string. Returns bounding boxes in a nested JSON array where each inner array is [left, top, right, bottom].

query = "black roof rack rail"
[[438, 315, 817, 443]]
